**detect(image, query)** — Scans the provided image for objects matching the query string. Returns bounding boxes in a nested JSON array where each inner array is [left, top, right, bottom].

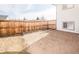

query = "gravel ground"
[[1, 30, 79, 54], [23, 30, 79, 54], [23, 30, 49, 46], [0, 30, 49, 53]]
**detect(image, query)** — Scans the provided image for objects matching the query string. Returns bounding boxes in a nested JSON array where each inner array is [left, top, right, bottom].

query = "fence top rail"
[[0, 19, 56, 22]]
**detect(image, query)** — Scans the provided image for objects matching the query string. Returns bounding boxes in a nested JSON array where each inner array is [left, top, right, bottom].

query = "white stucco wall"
[[56, 5, 79, 33]]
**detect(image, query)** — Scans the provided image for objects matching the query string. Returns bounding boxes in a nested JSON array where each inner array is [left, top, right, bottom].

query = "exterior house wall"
[[56, 4, 79, 33]]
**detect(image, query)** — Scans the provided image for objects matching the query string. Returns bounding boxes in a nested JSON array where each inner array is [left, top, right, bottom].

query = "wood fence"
[[0, 20, 56, 37]]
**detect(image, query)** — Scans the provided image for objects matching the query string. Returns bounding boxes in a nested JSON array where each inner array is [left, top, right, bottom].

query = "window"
[[63, 4, 74, 10], [63, 21, 75, 30]]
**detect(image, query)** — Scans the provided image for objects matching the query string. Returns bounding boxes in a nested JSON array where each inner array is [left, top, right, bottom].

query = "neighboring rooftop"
[[0, 15, 8, 19]]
